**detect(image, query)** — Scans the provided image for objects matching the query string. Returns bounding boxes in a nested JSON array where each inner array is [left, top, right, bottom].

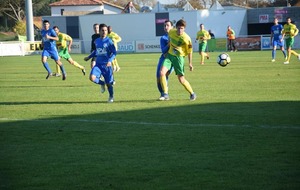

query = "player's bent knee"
[[178, 76, 185, 84], [160, 69, 167, 77], [90, 75, 96, 82]]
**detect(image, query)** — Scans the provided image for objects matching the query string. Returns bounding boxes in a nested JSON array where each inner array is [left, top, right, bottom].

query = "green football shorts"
[[162, 53, 185, 76], [198, 42, 207, 52], [285, 37, 294, 48], [58, 48, 71, 60]]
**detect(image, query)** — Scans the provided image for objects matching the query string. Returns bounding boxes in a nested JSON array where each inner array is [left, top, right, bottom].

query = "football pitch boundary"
[[1, 117, 299, 130]]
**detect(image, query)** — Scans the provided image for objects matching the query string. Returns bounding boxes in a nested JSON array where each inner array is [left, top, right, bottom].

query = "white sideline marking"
[[0, 118, 299, 129]]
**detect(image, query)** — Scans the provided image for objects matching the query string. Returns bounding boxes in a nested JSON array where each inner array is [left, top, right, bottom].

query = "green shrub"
[[14, 21, 26, 35]]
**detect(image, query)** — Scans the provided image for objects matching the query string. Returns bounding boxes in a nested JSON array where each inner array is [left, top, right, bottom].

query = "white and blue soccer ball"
[[217, 53, 231, 67]]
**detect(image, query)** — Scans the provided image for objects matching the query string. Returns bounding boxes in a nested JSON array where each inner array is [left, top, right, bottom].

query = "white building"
[[49, 0, 124, 16]]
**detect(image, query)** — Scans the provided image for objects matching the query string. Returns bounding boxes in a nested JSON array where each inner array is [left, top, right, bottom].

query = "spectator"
[[208, 30, 215, 39], [227, 25, 237, 52], [121, 2, 138, 13], [207, 29, 216, 52]]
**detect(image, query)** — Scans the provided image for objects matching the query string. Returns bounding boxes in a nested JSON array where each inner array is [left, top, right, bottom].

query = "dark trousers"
[[228, 39, 236, 51]]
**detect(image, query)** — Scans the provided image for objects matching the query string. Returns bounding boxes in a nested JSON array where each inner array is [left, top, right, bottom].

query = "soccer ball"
[[217, 53, 231, 67]]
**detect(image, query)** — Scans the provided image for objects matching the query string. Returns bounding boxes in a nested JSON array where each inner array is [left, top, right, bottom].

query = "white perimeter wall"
[[43, 9, 248, 53], [194, 9, 248, 38], [79, 9, 248, 40]]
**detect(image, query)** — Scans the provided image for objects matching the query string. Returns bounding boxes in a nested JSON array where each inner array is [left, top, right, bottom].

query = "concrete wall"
[[247, 7, 300, 24], [43, 7, 300, 53], [194, 9, 247, 38], [43, 9, 248, 53]]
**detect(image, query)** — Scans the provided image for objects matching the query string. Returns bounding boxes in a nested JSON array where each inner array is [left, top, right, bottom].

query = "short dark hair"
[[53, 26, 59, 30], [164, 20, 173, 26], [176, 19, 186, 28], [43, 20, 49, 24], [99, 23, 107, 29]]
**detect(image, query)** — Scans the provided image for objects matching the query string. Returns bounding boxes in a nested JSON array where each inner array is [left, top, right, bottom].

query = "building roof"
[[210, 0, 224, 10], [152, 1, 194, 12], [49, 0, 123, 9]]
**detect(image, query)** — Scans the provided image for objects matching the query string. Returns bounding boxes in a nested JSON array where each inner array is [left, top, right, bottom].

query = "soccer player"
[[227, 25, 237, 52], [108, 26, 122, 72], [270, 18, 287, 62], [156, 20, 173, 98], [159, 19, 196, 101], [84, 23, 117, 103], [90, 23, 100, 68], [195, 24, 211, 65], [282, 17, 300, 64], [53, 26, 86, 76], [40, 20, 67, 80]]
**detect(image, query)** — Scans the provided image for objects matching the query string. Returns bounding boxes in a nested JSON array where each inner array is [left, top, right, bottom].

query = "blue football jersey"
[[41, 29, 57, 50], [89, 37, 116, 65], [271, 24, 283, 41], [160, 33, 169, 55]]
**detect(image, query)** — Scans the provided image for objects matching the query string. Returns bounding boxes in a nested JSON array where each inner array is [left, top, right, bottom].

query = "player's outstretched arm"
[[84, 57, 90, 61]]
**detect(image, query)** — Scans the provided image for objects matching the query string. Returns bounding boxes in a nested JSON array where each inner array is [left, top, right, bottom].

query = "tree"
[[0, 0, 60, 33], [33, 0, 60, 16], [14, 20, 26, 35], [0, 0, 25, 22], [0, 0, 59, 21]]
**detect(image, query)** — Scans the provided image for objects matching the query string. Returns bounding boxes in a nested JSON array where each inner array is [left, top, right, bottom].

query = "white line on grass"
[[1, 118, 299, 130]]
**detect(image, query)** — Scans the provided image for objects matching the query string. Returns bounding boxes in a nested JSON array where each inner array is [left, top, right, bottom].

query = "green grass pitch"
[[0, 51, 300, 189]]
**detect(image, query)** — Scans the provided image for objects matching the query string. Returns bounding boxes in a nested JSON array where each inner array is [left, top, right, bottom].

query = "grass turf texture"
[[0, 51, 300, 189]]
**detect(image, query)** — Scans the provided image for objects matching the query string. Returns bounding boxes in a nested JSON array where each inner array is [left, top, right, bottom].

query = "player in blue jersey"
[[270, 18, 287, 62], [41, 20, 67, 80], [84, 23, 117, 103], [156, 20, 173, 99]]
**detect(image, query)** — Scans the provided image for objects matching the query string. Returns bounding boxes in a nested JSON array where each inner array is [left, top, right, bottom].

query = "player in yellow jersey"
[[159, 19, 196, 101], [195, 24, 211, 65], [282, 17, 300, 64], [108, 26, 122, 72], [53, 26, 86, 76]]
